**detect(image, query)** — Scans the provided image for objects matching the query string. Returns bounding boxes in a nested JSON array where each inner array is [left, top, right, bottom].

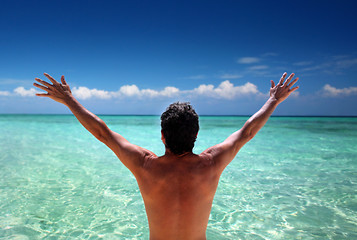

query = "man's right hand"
[[34, 73, 73, 105], [270, 72, 299, 104]]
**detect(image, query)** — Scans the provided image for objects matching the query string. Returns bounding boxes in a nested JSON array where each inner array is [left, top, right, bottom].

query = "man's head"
[[161, 102, 199, 155]]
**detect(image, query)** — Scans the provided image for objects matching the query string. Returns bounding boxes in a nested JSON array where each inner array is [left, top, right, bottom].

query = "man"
[[34, 72, 299, 240]]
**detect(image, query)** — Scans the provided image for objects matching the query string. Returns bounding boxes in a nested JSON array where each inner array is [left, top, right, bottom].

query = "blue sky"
[[0, 0, 356, 115]]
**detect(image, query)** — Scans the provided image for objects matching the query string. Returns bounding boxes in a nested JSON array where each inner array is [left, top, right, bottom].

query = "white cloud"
[[140, 89, 159, 98], [72, 87, 111, 100], [12, 81, 263, 100], [218, 74, 242, 79], [119, 85, 141, 97], [322, 84, 357, 97], [117, 85, 180, 98], [71, 81, 261, 100], [72, 85, 180, 100], [135, 86, 180, 98], [0, 90, 11, 96], [193, 84, 214, 95], [237, 57, 260, 64], [192, 80, 259, 99], [14, 87, 36, 97], [248, 65, 268, 70], [159, 87, 180, 97]]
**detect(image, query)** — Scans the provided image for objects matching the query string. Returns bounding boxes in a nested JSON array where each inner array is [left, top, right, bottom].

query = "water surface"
[[0, 115, 356, 239]]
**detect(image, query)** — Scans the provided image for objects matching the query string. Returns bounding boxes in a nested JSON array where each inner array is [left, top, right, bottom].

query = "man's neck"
[[164, 149, 193, 158]]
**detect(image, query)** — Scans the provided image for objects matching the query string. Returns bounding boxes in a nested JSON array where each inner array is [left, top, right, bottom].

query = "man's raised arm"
[[203, 72, 299, 172], [34, 73, 153, 174]]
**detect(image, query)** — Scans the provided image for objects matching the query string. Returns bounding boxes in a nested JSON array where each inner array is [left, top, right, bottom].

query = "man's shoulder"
[[141, 150, 159, 166], [199, 143, 224, 159], [198, 143, 231, 172]]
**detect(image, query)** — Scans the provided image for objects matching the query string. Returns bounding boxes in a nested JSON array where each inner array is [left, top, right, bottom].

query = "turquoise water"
[[0, 115, 356, 239]]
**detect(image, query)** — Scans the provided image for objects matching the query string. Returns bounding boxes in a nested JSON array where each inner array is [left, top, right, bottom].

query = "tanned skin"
[[34, 72, 299, 240]]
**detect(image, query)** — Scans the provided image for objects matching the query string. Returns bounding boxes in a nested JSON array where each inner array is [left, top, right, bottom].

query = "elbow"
[[241, 129, 254, 142], [96, 120, 111, 143], [241, 120, 257, 141], [96, 133, 107, 143]]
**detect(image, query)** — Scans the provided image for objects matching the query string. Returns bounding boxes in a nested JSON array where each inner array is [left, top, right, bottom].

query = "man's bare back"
[[136, 152, 220, 240], [34, 72, 299, 239]]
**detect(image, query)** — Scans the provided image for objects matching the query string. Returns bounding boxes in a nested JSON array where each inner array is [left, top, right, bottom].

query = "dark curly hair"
[[161, 102, 199, 155]]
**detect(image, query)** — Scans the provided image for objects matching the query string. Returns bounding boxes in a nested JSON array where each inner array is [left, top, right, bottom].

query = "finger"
[[289, 86, 299, 92], [287, 78, 299, 89], [35, 78, 52, 88], [35, 93, 50, 97], [44, 73, 59, 85], [270, 80, 275, 88], [61, 75, 67, 85], [33, 83, 50, 92], [284, 73, 295, 87], [278, 72, 287, 85]]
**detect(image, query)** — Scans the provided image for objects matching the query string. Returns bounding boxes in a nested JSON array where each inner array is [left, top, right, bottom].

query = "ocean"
[[0, 115, 356, 239]]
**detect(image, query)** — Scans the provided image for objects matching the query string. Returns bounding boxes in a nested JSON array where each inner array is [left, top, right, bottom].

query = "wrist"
[[268, 96, 280, 105], [63, 94, 76, 107]]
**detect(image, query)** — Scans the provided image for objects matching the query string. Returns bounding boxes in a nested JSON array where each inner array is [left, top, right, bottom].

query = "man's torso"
[[135, 152, 221, 240]]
